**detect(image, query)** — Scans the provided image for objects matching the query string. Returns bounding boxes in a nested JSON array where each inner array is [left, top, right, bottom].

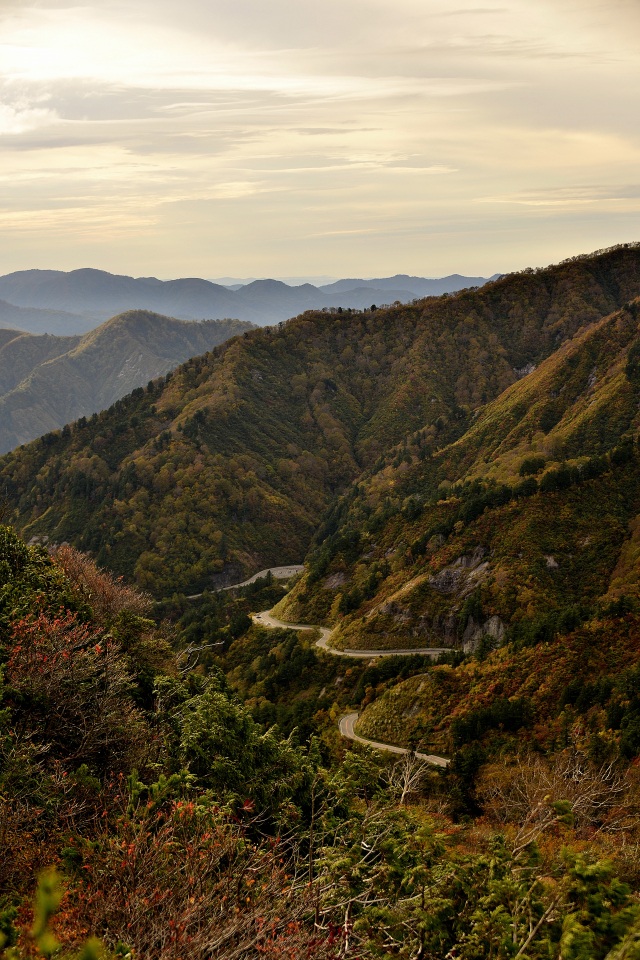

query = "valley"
[[252, 603, 451, 764], [3, 0, 639, 951], [3, 242, 640, 600], [3, 242, 640, 959]]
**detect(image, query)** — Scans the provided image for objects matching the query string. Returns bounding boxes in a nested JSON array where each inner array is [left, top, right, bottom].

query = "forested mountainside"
[[0, 312, 252, 454], [2, 243, 640, 599], [281, 293, 640, 646]]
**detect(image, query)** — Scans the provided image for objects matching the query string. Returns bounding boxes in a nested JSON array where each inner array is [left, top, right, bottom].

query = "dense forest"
[[3, 243, 640, 957], [281, 299, 640, 648]]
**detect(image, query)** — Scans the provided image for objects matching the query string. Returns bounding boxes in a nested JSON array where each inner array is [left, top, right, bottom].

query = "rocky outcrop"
[[461, 614, 506, 653], [369, 547, 501, 648], [324, 572, 347, 589], [428, 547, 488, 596], [515, 362, 537, 378]]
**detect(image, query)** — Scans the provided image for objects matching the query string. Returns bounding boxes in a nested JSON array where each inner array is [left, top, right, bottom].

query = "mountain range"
[[2, 242, 639, 609], [0, 312, 252, 454], [0, 267, 498, 335]]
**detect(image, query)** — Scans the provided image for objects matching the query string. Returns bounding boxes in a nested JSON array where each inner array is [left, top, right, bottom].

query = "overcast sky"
[[0, 0, 638, 279]]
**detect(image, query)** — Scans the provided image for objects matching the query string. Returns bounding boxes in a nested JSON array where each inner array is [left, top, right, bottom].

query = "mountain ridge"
[[0, 266, 498, 334], [319, 272, 502, 296], [2, 242, 639, 599], [0, 311, 253, 454]]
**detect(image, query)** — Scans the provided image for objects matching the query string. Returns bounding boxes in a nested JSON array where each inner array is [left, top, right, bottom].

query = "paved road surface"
[[188, 565, 304, 600], [251, 610, 450, 659], [252, 610, 333, 647], [221, 565, 305, 590], [339, 712, 449, 767]]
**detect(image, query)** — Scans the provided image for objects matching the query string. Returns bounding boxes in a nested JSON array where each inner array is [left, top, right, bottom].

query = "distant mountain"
[[2, 244, 639, 601], [0, 297, 94, 336], [213, 275, 339, 286], [0, 312, 253, 454], [0, 328, 80, 397], [231, 279, 416, 314], [319, 273, 501, 298], [0, 269, 246, 326], [0, 268, 497, 335]]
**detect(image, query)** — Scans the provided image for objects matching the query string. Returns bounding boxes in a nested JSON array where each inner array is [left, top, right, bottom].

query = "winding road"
[[251, 610, 450, 660], [191, 565, 451, 765], [188, 565, 305, 600], [339, 712, 449, 768], [251, 609, 451, 768]]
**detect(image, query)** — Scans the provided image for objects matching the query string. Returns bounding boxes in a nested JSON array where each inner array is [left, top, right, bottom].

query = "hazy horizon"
[[0, 267, 499, 285], [1, 0, 638, 279]]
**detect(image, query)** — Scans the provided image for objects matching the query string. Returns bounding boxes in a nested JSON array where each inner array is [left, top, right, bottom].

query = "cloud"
[[477, 184, 640, 207], [0, 102, 58, 134], [0, 0, 637, 277]]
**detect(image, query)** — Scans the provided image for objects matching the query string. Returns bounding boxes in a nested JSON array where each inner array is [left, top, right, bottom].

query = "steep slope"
[[354, 607, 640, 760], [0, 312, 253, 453], [281, 297, 640, 652], [0, 329, 81, 394], [1, 243, 640, 598]]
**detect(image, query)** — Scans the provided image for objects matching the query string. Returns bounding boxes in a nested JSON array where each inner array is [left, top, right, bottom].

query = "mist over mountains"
[[0, 267, 498, 335], [0, 297, 95, 337]]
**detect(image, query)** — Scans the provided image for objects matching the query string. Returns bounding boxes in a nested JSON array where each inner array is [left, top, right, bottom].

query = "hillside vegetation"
[[2, 244, 640, 598], [281, 296, 640, 648], [4, 527, 640, 959]]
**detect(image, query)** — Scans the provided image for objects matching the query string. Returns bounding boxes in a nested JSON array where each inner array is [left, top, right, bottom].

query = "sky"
[[0, 0, 639, 279]]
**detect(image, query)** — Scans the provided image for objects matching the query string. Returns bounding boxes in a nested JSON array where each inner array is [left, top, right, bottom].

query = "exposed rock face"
[[209, 563, 244, 589], [324, 572, 347, 589], [377, 601, 413, 624], [414, 548, 507, 650], [428, 547, 488, 595], [402, 700, 423, 719], [414, 610, 458, 644], [515, 362, 537, 378], [428, 567, 463, 595], [353, 544, 510, 655], [461, 614, 506, 653], [372, 547, 501, 648]]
